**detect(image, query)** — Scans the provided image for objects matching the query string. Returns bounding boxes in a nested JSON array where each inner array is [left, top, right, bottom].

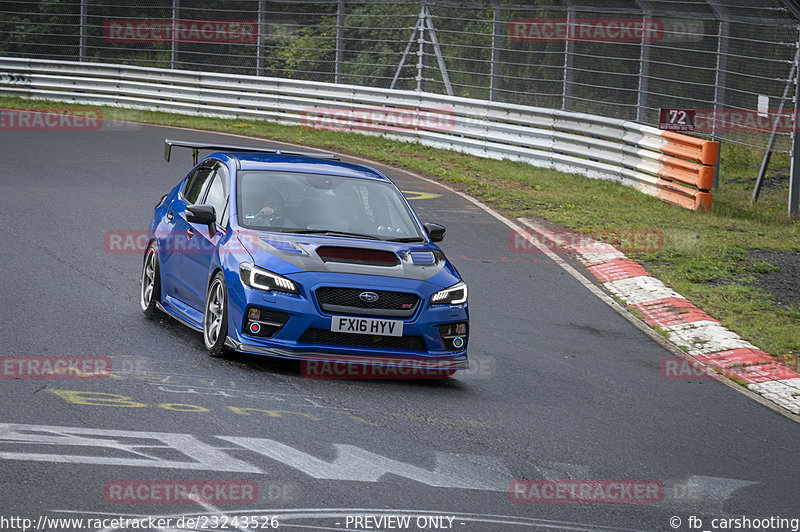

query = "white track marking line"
[[186, 494, 250, 532]]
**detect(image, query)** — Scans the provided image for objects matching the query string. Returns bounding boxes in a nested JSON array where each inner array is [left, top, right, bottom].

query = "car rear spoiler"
[[164, 138, 339, 165]]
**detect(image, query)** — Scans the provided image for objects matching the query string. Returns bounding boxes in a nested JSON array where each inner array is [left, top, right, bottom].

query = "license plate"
[[330, 316, 404, 337]]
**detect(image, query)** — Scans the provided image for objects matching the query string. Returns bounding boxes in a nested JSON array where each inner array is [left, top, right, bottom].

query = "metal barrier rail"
[[0, 57, 719, 211]]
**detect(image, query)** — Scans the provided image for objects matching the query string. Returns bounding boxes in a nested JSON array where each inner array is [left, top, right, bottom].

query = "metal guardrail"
[[0, 57, 717, 210]]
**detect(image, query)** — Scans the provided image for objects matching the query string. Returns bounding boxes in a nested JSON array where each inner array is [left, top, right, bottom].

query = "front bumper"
[[225, 270, 469, 368], [224, 339, 469, 370]]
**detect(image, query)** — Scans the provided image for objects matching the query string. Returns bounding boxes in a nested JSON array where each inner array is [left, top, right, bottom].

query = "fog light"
[[244, 306, 290, 339], [438, 322, 468, 352]]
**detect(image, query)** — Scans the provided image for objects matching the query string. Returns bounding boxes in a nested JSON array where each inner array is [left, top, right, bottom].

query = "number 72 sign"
[[659, 108, 696, 131]]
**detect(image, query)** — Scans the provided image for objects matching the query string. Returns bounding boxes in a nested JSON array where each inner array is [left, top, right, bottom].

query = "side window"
[[182, 165, 215, 204], [203, 172, 228, 226]]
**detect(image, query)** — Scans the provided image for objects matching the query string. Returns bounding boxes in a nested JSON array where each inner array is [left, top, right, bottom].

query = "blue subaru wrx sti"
[[140, 139, 468, 373]]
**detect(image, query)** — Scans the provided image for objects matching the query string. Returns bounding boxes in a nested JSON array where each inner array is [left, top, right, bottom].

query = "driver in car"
[[253, 192, 296, 228]]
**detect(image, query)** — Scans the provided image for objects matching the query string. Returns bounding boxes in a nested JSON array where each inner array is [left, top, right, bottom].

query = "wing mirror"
[[423, 222, 446, 242], [186, 204, 217, 233]]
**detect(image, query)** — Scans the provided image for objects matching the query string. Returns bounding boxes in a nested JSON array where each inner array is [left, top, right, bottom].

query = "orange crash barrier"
[[655, 131, 719, 211]]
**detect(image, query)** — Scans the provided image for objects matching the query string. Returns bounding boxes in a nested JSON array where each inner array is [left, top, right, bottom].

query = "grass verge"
[[2, 97, 798, 362]]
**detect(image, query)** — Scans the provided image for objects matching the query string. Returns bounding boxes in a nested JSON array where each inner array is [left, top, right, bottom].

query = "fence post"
[[335, 0, 344, 83], [171, 0, 179, 69], [789, 29, 800, 218], [711, 20, 728, 188], [635, 0, 652, 122], [708, 0, 729, 188], [79, 0, 87, 62], [416, 0, 426, 92], [422, 3, 453, 95], [490, 1, 501, 102], [779, 0, 800, 215], [752, 43, 797, 203], [390, 5, 423, 90], [562, 0, 575, 111], [256, 0, 265, 75]]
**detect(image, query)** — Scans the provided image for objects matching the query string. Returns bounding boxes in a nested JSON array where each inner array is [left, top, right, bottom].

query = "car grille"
[[316, 287, 420, 318], [299, 328, 427, 352]]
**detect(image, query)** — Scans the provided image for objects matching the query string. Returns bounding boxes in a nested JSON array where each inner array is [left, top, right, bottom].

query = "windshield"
[[237, 171, 424, 241]]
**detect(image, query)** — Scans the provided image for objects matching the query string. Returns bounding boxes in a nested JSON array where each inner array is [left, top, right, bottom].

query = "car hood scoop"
[[316, 246, 400, 266], [241, 233, 450, 282]]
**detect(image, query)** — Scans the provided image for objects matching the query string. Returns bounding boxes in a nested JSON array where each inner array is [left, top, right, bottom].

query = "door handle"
[[186, 227, 194, 239], [166, 211, 174, 221]]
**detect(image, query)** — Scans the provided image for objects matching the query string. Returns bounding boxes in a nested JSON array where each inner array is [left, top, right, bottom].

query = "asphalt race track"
[[1, 124, 798, 532]]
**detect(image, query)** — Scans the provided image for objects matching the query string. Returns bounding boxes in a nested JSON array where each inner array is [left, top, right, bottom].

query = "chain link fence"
[[1, 0, 799, 155]]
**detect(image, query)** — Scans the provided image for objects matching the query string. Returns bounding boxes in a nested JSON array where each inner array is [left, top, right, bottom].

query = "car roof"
[[211, 151, 391, 182]]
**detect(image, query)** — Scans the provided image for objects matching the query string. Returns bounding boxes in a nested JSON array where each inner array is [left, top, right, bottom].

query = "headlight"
[[239, 262, 298, 294], [431, 281, 467, 305]]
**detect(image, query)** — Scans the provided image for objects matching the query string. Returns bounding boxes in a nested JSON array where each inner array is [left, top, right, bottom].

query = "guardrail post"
[[335, 0, 345, 83], [171, 0, 179, 69], [490, 1, 501, 102], [79, 0, 87, 62], [562, 0, 575, 111]]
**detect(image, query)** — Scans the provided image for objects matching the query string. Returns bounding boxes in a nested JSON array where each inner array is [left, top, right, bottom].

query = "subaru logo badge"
[[359, 291, 379, 303]]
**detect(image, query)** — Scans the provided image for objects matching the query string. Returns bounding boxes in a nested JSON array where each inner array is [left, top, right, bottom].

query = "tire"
[[203, 271, 230, 357], [140, 243, 161, 318]]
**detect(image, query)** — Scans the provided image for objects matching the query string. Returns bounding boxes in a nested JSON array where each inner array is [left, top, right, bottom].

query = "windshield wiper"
[[289, 229, 381, 240], [386, 236, 425, 242]]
